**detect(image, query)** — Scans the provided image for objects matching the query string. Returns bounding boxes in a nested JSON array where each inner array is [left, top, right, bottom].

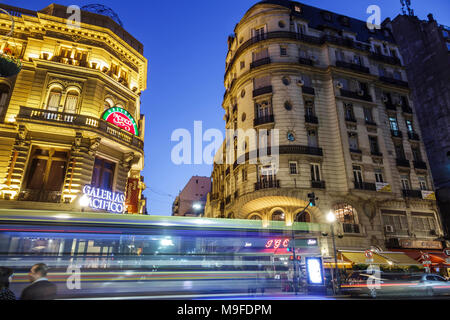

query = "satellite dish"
[[81, 4, 124, 27]]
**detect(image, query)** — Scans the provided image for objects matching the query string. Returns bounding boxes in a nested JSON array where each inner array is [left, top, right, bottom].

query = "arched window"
[[47, 87, 62, 111], [334, 203, 357, 224], [64, 90, 79, 114], [296, 211, 311, 223], [0, 84, 10, 119], [249, 214, 262, 220], [271, 210, 285, 222]]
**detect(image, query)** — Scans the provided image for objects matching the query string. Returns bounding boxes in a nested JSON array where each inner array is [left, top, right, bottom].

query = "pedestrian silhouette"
[[20, 264, 57, 300]]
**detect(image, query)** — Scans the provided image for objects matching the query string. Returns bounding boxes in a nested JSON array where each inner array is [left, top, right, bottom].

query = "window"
[[334, 203, 356, 224], [406, 120, 414, 133], [335, 50, 345, 61], [412, 215, 436, 231], [401, 175, 411, 190], [104, 98, 114, 111], [0, 84, 9, 119], [344, 103, 355, 121], [249, 215, 262, 220], [240, 61, 245, 69], [443, 30, 449, 38], [383, 214, 408, 232], [364, 107, 374, 123], [271, 211, 285, 222], [418, 177, 428, 191], [64, 91, 79, 114], [297, 23, 306, 34], [374, 45, 382, 55], [412, 146, 423, 162], [305, 99, 315, 116], [280, 46, 288, 56], [369, 136, 380, 155], [91, 158, 116, 191], [307, 129, 318, 147], [375, 169, 384, 183], [289, 162, 298, 175], [253, 26, 266, 40], [393, 71, 402, 80], [302, 74, 312, 87], [389, 116, 399, 131], [311, 164, 321, 182], [47, 88, 62, 111], [242, 168, 248, 182], [110, 63, 119, 76], [354, 55, 363, 66], [395, 144, 406, 159], [353, 165, 363, 184], [391, 49, 399, 59], [25, 148, 69, 193], [255, 100, 272, 118], [253, 48, 269, 62], [378, 66, 386, 77], [348, 133, 359, 150], [296, 211, 311, 223]]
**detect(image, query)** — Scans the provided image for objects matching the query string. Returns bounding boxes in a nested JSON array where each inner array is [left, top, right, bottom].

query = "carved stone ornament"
[[88, 137, 101, 156]]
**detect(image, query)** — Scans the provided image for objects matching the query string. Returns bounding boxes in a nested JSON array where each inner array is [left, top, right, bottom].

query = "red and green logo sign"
[[103, 107, 139, 136]]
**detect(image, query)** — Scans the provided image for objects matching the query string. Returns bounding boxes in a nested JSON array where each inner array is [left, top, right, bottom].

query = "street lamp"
[[326, 211, 340, 295]]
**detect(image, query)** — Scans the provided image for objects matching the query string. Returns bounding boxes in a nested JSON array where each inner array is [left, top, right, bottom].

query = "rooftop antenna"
[[400, 0, 415, 16]]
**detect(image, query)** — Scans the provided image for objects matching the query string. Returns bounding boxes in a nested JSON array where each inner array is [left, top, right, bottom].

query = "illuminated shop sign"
[[306, 257, 324, 285], [82, 185, 125, 214], [265, 239, 290, 249], [103, 107, 139, 136]]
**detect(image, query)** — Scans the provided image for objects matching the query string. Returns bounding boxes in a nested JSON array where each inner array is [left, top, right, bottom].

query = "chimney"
[[427, 14, 435, 23]]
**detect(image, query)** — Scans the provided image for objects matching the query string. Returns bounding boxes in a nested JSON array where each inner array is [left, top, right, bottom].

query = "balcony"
[[302, 86, 315, 95], [254, 114, 275, 127], [17, 106, 144, 150], [391, 130, 403, 139], [18, 190, 62, 203], [255, 180, 280, 191], [371, 151, 383, 157], [408, 132, 420, 141], [299, 57, 314, 66], [414, 161, 428, 170], [402, 105, 413, 114], [370, 52, 402, 66], [345, 116, 357, 123], [253, 86, 273, 98], [342, 223, 362, 234], [312, 181, 326, 189], [322, 35, 372, 52], [250, 57, 271, 69], [402, 189, 422, 199], [335, 60, 370, 74], [396, 158, 411, 168], [279, 145, 323, 157], [340, 89, 373, 102], [305, 114, 319, 124], [354, 181, 377, 191], [385, 102, 397, 111], [379, 76, 409, 88], [365, 120, 377, 126], [350, 148, 362, 154]]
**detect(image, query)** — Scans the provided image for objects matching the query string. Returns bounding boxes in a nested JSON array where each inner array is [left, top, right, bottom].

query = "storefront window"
[[271, 211, 285, 222]]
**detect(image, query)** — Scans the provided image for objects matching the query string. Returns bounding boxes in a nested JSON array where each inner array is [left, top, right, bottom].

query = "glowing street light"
[[326, 210, 340, 294], [326, 211, 337, 223]]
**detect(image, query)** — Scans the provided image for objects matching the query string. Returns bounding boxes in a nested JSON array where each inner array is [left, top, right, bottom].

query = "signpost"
[[365, 250, 374, 264], [421, 253, 432, 273]]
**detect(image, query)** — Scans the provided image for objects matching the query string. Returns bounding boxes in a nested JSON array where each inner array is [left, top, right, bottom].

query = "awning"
[[392, 249, 450, 266], [323, 259, 353, 269], [339, 251, 391, 265], [377, 252, 422, 266]]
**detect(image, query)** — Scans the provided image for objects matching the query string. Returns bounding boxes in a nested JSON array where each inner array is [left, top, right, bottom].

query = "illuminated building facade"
[[205, 0, 444, 254], [172, 176, 211, 217], [0, 4, 148, 214]]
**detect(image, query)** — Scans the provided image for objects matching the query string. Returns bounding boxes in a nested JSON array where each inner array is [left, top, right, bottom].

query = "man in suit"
[[21, 263, 57, 300]]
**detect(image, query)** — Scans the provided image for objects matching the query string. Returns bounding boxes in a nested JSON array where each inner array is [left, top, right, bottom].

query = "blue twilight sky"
[[3, 0, 449, 215]]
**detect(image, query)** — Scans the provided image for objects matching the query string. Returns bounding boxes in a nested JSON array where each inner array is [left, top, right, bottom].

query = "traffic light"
[[308, 193, 317, 207]]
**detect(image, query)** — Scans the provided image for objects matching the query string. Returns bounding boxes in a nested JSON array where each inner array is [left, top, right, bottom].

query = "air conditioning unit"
[[385, 225, 395, 233], [297, 79, 305, 87], [358, 90, 365, 96], [336, 82, 344, 89]]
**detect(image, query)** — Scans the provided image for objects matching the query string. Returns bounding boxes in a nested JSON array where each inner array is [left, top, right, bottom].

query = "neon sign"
[[82, 185, 125, 214], [265, 239, 290, 249], [103, 107, 139, 136]]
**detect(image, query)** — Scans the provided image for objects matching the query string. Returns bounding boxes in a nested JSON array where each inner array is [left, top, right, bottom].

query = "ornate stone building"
[[205, 0, 444, 254], [0, 4, 147, 214]]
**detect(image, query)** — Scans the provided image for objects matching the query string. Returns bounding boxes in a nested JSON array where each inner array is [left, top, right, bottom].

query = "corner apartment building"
[[0, 4, 148, 214], [205, 0, 444, 254]]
